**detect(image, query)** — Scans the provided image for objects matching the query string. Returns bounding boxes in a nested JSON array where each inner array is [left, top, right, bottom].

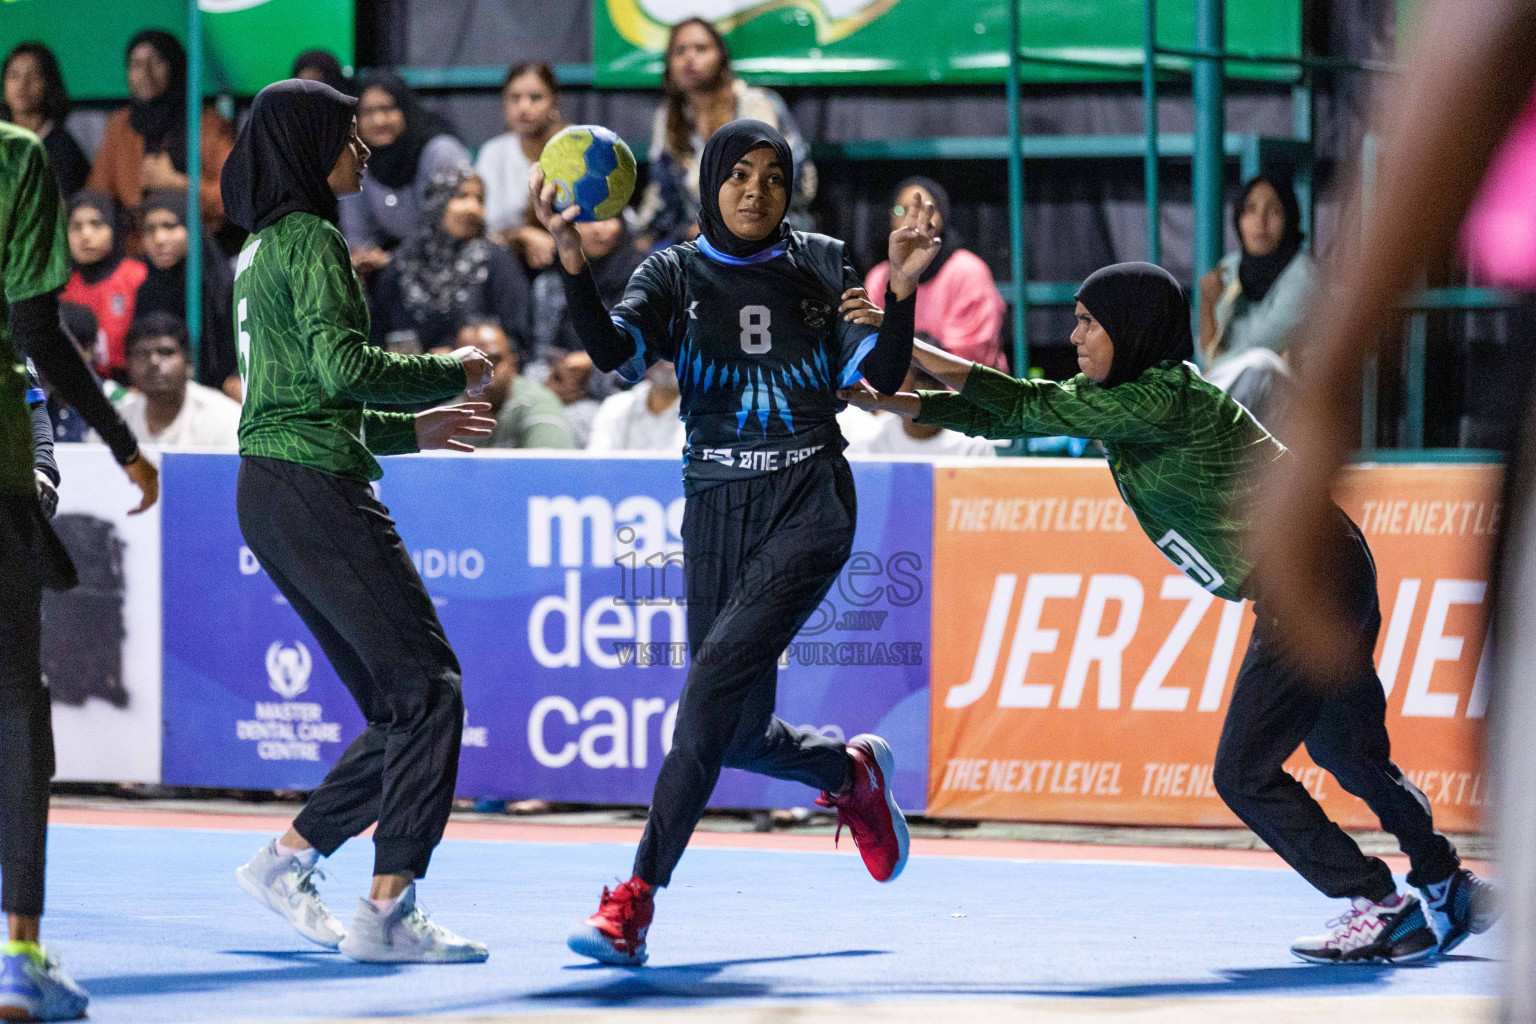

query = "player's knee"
[[1212, 751, 1256, 807]]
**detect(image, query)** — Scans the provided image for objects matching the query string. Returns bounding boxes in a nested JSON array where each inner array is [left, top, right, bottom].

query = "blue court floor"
[[39, 822, 1497, 1022]]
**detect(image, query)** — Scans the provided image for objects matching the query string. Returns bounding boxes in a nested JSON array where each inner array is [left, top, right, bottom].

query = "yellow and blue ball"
[[538, 125, 637, 222]]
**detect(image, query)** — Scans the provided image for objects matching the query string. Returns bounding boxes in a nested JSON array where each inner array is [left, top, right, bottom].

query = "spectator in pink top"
[[864, 177, 1006, 370]]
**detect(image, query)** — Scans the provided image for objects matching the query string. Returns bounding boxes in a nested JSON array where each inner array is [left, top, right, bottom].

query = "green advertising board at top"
[[0, 0, 353, 99], [594, 0, 1303, 87]]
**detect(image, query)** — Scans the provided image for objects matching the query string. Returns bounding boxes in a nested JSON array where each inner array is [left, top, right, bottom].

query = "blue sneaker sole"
[[567, 925, 647, 966]]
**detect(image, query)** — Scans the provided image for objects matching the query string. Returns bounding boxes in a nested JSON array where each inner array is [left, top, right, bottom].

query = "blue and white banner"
[[161, 452, 932, 809]]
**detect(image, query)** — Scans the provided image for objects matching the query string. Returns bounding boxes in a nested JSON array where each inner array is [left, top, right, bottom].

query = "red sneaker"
[[567, 877, 654, 966], [816, 733, 909, 882]]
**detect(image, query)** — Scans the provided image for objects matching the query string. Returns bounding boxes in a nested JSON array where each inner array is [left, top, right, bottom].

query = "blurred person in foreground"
[[104, 312, 240, 448], [1254, 0, 1536, 1015], [438, 319, 573, 449], [0, 115, 156, 1024]]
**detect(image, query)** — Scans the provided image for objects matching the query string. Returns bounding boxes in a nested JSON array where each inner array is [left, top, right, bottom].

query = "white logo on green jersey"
[[1155, 529, 1224, 593]]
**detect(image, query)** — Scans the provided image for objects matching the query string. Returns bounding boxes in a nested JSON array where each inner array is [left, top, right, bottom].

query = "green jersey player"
[[221, 79, 495, 965], [844, 261, 1492, 964]]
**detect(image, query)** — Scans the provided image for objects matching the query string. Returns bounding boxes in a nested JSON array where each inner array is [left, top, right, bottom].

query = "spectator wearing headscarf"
[[61, 190, 146, 379], [87, 30, 236, 242], [1199, 172, 1317, 368], [864, 177, 1007, 371], [135, 189, 238, 395], [370, 165, 531, 356], [341, 70, 471, 276], [1, 42, 90, 197], [291, 50, 352, 97]]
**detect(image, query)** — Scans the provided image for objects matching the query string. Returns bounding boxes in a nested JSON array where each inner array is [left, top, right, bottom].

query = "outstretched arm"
[[530, 166, 645, 374], [848, 197, 941, 395]]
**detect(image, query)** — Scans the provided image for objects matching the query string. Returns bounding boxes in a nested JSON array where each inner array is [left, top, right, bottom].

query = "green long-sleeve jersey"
[[918, 361, 1284, 601], [0, 124, 70, 498], [233, 212, 465, 481]]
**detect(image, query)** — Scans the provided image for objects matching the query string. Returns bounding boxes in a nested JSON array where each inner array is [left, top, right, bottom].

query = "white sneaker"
[[236, 840, 347, 949], [337, 884, 488, 964], [1290, 893, 1439, 964]]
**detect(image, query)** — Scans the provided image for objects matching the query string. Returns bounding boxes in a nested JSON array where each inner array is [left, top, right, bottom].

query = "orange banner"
[[928, 461, 1500, 833]]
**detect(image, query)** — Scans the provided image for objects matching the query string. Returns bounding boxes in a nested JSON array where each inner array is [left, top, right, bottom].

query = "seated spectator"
[[370, 166, 531, 355], [342, 70, 471, 276], [1200, 172, 1316, 370], [847, 366, 997, 458], [545, 350, 600, 447], [105, 312, 240, 448], [62, 190, 146, 380], [475, 60, 564, 263], [587, 360, 686, 454], [291, 50, 352, 96], [88, 30, 236, 245], [630, 18, 816, 248], [136, 189, 238, 396], [864, 178, 1006, 370], [41, 302, 123, 442], [438, 320, 574, 449], [2, 42, 89, 197], [529, 217, 646, 362]]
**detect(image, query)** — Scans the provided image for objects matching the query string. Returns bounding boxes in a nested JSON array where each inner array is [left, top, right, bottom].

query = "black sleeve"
[[558, 263, 641, 375], [10, 291, 139, 465], [859, 287, 916, 396], [29, 395, 57, 486], [43, 129, 90, 200], [199, 248, 237, 386]]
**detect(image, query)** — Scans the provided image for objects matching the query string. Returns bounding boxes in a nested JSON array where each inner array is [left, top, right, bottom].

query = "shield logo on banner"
[[265, 641, 312, 700]]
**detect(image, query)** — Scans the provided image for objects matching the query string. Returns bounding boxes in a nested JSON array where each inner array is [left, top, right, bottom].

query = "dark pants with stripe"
[[634, 454, 856, 888], [237, 457, 463, 879], [1214, 508, 1460, 901], [0, 500, 54, 918]]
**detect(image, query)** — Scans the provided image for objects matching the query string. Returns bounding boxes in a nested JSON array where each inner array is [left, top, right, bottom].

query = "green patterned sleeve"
[[917, 363, 1181, 444], [294, 221, 466, 404], [4, 139, 69, 302], [363, 410, 419, 456]]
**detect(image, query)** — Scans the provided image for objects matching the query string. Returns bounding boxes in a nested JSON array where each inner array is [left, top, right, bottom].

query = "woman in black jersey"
[[532, 119, 940, 965]]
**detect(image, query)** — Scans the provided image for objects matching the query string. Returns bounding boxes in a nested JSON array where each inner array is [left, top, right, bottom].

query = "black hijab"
[[137, 189, 235, 385], [67, 190, 126, 285], [892, 176, 958, 284], [1233, 172, 1304, 305], [126, 30, 188, 171], [355, 71, 454, 190], [1075, 262, 1193, 388], [292, 50, 351, 96], [697, 119, 793, 261], [222, 79, 357, 233]]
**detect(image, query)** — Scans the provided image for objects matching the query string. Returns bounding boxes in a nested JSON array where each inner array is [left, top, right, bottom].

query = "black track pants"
[[633, 454, 857, 887], [237, 457, 463, 878], [0, 500, 53, 918], [1214, 509, 1461, 900]]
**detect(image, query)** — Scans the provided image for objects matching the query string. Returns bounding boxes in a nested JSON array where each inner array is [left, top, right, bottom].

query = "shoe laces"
[[814, 790, 871, 850], [399, 902, 456, 944], [288, 860, 328, 898]]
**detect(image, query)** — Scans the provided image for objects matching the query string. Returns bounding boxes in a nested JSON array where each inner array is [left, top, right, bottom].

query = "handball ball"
[[539, 125, 637, 222]]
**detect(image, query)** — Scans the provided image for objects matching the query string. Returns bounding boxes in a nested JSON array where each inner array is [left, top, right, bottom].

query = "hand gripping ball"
[[538, 125, 637, 222]]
